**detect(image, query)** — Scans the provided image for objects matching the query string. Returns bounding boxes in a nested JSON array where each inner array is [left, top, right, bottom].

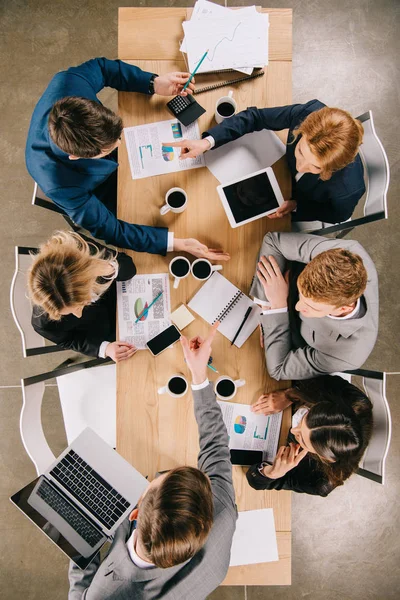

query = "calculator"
[[166, 94, 206, 127]]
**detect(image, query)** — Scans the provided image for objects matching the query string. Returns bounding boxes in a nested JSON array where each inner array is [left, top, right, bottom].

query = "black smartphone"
[[230, 449, 263, 466], [146, 325, 181, 357]]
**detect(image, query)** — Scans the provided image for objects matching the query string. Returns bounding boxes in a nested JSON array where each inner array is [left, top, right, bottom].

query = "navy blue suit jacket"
[[204, 100, 365, 223], [26, 58, 168, 254]]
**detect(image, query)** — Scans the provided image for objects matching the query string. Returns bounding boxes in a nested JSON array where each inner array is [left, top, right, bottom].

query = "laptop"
[[10, 428, 149, 569]]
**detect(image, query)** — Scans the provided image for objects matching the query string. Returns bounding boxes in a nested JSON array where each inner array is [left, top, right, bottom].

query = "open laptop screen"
[[10, 478, 106, 570]]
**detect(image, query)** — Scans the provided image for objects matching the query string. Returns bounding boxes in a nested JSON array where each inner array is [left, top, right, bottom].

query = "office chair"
[[10, 246, 66, 357], [20, 358, 115, 476], [31, 181, 80, 232], [292, 111, 390, 238], [337, 369, 393, 485]]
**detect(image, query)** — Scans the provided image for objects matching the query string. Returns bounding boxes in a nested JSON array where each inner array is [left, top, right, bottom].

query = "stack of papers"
[[181, 0, 269, 75]]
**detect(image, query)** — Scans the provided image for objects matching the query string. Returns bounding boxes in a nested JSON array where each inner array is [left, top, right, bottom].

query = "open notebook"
[[188, 272, 259, 348]]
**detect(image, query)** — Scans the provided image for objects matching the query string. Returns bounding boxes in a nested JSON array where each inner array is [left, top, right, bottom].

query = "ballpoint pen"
[[135, 291, 163, 323], [182, 49, 209, 92]]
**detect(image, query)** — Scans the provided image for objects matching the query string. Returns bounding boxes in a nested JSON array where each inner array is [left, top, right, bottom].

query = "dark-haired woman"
[[247, 375, 373, 497]]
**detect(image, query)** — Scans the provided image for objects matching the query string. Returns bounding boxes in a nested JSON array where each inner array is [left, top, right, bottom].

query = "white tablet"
[[216, 167, 284, 228]]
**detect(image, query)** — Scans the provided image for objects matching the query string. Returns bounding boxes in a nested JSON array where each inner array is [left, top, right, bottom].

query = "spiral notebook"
[[188, 272, 259, 348]]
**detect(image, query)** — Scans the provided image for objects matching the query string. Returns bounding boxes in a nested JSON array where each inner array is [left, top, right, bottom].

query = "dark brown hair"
[[291, 106, 364, 180], [297, 248, 368, 308], [48, 96, 123, 158], [287, 375, 373, 492], [137, 466, 214, 568]]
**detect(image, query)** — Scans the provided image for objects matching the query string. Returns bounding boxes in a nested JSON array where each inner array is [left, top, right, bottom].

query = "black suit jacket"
[[32, 250, 136, 357], [204, 99, 365, 224]]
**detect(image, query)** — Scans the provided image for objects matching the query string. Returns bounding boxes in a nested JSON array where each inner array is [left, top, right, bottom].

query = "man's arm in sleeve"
[[260, 311, 359, 380], [67, 57, 154, 96], [202, 100, 323, 149], [48, 187, 168, 254], [68, 555, 101, 600], [193, 382, 236, 513]]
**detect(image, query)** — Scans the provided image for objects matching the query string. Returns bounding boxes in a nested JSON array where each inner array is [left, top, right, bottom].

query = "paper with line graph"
[[183, 12, 269, 73], [117, 273, 171, 349]]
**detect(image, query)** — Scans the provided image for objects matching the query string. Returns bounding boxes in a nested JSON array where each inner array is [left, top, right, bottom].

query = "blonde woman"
[[168, 99, 365, 224], [29, 232, 137, 362]]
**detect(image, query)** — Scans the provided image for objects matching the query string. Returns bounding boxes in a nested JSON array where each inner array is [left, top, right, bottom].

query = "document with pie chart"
[[217, 400, 282, 462]]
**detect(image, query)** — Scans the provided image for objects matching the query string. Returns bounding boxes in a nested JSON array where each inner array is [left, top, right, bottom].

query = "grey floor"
[[1, 0, 399, 598]]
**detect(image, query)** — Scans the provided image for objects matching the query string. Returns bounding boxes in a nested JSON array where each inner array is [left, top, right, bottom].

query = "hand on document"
[[168, 138, 211, 160], [251, 391, 292, 416], [174, 237, 231, 262], [153, 72, 195, 96], [180, 323, 219, 384], [105, 341, 138, 363], [267, 200, 297, 220]]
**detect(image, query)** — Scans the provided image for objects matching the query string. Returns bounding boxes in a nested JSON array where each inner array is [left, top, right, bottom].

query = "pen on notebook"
[[182, 49, 209, 92], [230, 306, 253, 346], [135, 291, 163, 323]]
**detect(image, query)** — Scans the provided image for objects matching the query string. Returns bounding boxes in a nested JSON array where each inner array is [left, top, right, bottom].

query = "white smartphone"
[[146, 325, 181, 357]]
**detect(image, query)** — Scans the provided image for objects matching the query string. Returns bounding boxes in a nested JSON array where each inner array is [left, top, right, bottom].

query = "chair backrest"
[[357, 111, 390, 219], [10, 246, 64, 357], [340, 369, 392, 485], [32, 181, 79, 231], [20, 358, 112, 475]]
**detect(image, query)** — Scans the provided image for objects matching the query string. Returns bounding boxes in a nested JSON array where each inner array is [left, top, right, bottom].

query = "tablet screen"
[[222, 172, 279, 223]]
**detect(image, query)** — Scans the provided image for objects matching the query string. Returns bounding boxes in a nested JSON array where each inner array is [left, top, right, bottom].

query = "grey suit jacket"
[[249, 232, 379, 380], [68, 383, 237, 599]]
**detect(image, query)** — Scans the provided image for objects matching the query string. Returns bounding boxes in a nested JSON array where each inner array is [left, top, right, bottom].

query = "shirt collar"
[[126, 530, 155, 569], [328, 298, 361, 321]]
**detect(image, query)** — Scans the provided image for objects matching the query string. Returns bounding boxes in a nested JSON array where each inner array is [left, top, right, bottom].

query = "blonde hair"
[[298, 248, 367, 308], [292, 107, 364, 180], [28, 231, 118, 321]]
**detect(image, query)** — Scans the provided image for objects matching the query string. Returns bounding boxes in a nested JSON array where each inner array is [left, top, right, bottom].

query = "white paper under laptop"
[[11, 428, 148, 569], [230, 509, 279, 566], [188, 272, 259, 347]]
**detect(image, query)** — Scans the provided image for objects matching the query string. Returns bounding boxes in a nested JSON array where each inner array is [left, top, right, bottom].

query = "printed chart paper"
[[124, 119, 205, 180], [230, 509, 279, 566], [117, 273, 171, 349], [218, 400, 283, 462]]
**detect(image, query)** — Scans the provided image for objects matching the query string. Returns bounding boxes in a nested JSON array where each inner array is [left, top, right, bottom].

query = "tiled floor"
[[0, 1, 399, 598]]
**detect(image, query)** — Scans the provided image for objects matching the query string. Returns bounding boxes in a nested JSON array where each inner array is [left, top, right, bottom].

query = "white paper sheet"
[[124, 119, 205, 180], [218, 400, 282, 462], [230, 509, 279, 566], [117, 273, 171, 349], [183, 13, 269, 73], [205, 129, 286, 184]]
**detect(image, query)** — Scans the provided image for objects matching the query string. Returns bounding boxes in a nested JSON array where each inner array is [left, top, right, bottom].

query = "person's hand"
[[173, 238, 230, 262], [257, 256, 289, 310], [180, 323, 219, 384], [105, 341, 137, 363], [153, 73, 195, 96], [259, 323, 264, 349], [167, 138, 211, 160], [262, 443, 308, 479], [251, 391, 293, 415], [267, 200, 297, 220]]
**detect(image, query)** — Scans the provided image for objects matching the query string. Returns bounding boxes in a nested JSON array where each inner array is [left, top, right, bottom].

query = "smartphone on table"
[[146, 325, 181, 357], [229, 449, 263, 466]]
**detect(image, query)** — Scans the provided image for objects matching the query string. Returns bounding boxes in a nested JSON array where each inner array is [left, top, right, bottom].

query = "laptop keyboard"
[[37, 479, 103, 548], [50, 450, 130, 530]]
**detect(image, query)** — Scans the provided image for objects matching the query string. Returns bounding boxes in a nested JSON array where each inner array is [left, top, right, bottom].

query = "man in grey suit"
[[250, 232, 378, 380], [68, 324, 237, 599]]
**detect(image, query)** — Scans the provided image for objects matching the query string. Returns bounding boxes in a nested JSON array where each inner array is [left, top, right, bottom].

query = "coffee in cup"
[[215, 376, 246, 400], [158, 374, 188, 398], [215, 90, 237, 124], [160, 187, 188, 216], [191, 258, 223, 281], [169, 256, 191, 289]]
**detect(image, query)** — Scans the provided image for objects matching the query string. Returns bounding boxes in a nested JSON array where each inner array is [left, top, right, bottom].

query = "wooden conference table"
[[117, 7, 293, 586]]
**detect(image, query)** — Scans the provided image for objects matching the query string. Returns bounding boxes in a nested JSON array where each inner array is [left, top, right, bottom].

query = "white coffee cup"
[[191, 258, 223, 281], [215, 90, 237, 124], [214, 376, 246, 401], [160, 187, 188, 216], [158, 374, 188, 398], [169, 256, 191, 289]]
